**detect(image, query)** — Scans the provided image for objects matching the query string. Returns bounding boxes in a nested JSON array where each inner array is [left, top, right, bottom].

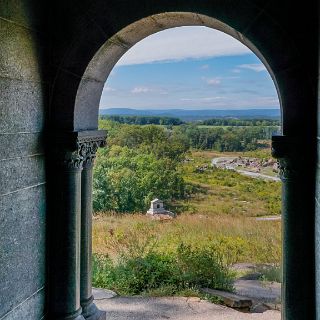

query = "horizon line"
[[99, 107, 280, 110]]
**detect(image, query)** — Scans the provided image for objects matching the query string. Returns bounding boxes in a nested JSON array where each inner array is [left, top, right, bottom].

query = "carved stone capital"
[[53, 130, 107, 170], [271, 135, 308, 180]]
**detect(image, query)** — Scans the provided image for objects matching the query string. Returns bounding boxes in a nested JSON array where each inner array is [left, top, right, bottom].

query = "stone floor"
[[93, 289, 281, 320]]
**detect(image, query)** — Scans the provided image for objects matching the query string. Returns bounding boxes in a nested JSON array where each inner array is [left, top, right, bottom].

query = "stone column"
[[49, 131, 106, 320], [49, 132, 86, 320], [272, 135, 315, 320], [79, 131, 106, 320]]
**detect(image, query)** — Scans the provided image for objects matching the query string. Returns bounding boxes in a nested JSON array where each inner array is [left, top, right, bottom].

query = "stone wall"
[[0, 2, 48, 319], [0, 1, 318, 319]]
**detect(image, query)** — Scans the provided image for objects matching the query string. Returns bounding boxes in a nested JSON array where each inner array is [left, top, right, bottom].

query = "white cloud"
[[180, 96, 224, 102], [238, 63, 266, 72], [131, 86, 151, 94], [104, 86, 116, 92], [200, 64, 210, 70], [202, 96, 224, 101], [232, 68, 241, 73], [130, 86, 169, 95], [206, 77, 221, 85], [117, 26, 251, 66]]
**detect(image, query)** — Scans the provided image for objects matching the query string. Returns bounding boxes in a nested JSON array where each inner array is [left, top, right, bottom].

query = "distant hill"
[[99, 108, 280, 121]]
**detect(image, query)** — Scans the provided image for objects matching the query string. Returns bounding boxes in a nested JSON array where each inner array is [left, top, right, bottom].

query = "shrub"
[[92, 243, 234, 296]]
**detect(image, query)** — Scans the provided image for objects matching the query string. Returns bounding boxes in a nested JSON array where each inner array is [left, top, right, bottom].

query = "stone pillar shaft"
[[80, 165, 94, 304], [80, 132, 106, 320], [272, 135, 315, 320]]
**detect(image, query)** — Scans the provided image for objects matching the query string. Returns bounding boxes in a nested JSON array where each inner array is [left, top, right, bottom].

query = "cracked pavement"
[[94, 295, 281, 320]]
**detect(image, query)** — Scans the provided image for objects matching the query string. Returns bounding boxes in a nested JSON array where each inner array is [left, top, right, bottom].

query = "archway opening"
[[89, 21, 282, 318]]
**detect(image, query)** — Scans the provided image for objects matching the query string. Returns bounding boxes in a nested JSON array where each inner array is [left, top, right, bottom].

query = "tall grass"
[[92, 150, 281, 295], [93, 214, 281, 265]]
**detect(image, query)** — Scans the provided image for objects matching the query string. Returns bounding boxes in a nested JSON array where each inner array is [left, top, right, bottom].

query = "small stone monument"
[[146, 198, 176, 219]]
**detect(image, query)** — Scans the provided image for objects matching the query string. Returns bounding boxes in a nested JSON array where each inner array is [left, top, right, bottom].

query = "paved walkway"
[[94, 289, 281, 320]]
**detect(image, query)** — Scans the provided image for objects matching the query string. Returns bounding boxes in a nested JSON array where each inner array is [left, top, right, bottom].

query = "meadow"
[[92, 147, 281, 296]]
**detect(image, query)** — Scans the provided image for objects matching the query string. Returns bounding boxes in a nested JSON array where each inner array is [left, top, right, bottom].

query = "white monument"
[[146, 199, 176, 219]]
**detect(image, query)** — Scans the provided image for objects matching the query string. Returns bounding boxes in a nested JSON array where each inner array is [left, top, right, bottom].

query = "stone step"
[[200, 288, 252, 309]]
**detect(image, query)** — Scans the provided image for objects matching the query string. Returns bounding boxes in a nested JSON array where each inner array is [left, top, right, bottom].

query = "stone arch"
[[74, 12, 282, 131], [48, 3, 317, 320], [51, 2, 316, 138]]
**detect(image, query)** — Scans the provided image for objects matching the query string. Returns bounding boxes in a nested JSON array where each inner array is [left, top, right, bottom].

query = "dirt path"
[[93, 289, 281, 320]]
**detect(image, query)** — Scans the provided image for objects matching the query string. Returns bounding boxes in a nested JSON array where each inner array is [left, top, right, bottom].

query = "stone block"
[[0, 133, 43, 160], [200, 287, 252, 308], [74, 77, 104, 131], [0, 155, 45, 196], [0, 19, 44, 82], [0, 78, 45, 133], [1, 288, 45, 320], [0, 185, 46, 318]]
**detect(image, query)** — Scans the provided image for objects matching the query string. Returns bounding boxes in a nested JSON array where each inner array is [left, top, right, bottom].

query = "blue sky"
[[99, 26, 279, 110]]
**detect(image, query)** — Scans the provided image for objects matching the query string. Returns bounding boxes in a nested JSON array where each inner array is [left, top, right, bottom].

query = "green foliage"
[[100, 115, 184, 125], [92, 243, 234, 296], [201, 118, 280, 127], [174, 124, 279, 151], [93, 121, 189, 213], [93, 146, 185, 213]]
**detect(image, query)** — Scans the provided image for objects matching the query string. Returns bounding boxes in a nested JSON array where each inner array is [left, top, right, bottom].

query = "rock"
[[234, 280, 281, 303], [200, 288, 252, 309], [263, 303, 281, 311], [93, 288, 118, 300]]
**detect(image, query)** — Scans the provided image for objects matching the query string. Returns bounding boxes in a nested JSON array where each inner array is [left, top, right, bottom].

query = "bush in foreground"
[[92, 243, 234, 296]]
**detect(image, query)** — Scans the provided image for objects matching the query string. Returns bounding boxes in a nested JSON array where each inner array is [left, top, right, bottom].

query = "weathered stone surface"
[[0, 155, 45, 196], [95, 296, 280, 320], [0, 78, 45, 133], [0, 0, 46, 31], [0, 133, 43, 159], [1, 288, 45, 320], [200, 288, 252, 308], [234, 280, 281, 303], [0, 19, 43, 82], [74, 77, 104, 131], [0, 185, 46, 318]]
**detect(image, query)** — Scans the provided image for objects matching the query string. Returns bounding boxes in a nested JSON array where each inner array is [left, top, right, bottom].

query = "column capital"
[[53, 130, 107, 170]]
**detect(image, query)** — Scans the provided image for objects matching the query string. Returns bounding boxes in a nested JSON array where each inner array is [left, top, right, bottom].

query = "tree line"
[[100, 115, 184, 125], [201, 118, 280, 126], [99, 115, 280, 127], [175, 125, 279, 152]]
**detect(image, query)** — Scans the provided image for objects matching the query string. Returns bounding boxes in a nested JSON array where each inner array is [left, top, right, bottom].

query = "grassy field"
[[93, 150, 281, 267], [92, 150, 281, 295]]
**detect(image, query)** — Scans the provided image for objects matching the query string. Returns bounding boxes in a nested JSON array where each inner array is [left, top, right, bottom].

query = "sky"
[[99, 26, 280, 110]]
